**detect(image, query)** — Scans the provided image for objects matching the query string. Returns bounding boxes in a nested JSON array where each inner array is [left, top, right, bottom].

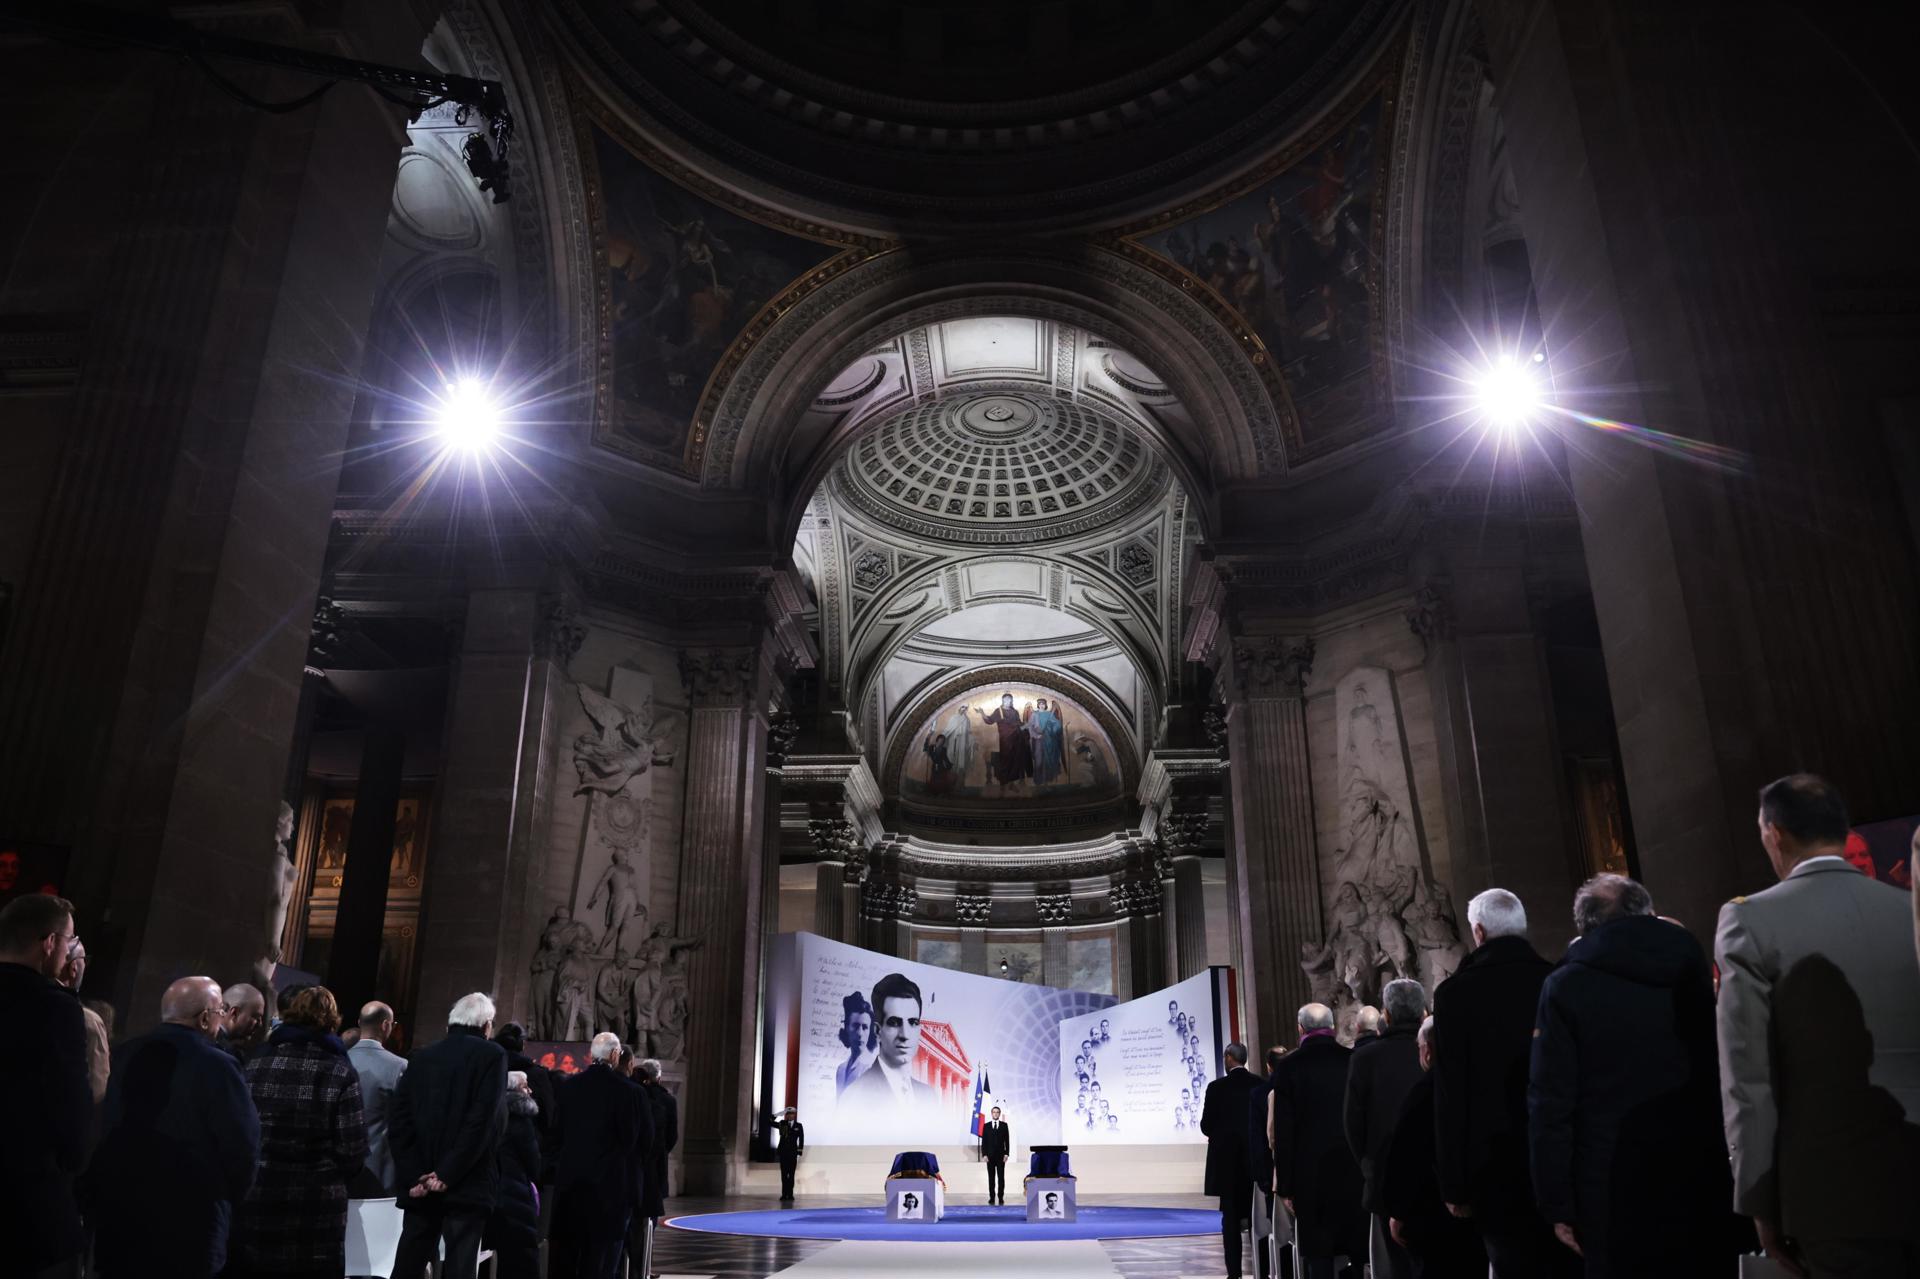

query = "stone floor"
[[649, 1193, 1234, 1279]]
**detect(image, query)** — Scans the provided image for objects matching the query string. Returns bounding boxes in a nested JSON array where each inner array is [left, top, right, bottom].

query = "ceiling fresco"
[[1111, 56, 1402, 459]]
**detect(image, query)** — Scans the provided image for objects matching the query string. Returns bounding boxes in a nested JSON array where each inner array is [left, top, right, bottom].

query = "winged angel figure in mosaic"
[[573, 684, 678, 797]]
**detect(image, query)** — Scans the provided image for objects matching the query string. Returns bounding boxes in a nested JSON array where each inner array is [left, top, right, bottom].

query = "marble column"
[[1219, 636, 1321, 1053], [412, 589, 537, 1035], [1171, 855, 1208, 980], [674, 644, 774, 1195], [813, 858, 848, 942], [1479, 0, 1920, 926], [327, 723, 406, 1013]]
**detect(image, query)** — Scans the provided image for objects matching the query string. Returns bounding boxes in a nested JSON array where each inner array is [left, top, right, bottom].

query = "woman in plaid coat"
[[227, 985, 369, 1278]]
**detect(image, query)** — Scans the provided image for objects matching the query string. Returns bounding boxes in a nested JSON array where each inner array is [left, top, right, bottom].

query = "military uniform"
[[1715, 857, 1920, 1277]]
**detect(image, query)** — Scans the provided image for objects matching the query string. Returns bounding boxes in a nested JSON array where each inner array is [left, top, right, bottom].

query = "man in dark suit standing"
[[0, 894, 90, 1279], [772, 1106, 805, 1202], [1201, 1041, 1263, 1279], [979, 1105, 1011, 1204], [1247, 1046, 1286, 1279], [1345, 979, 1429, 1279], [1382, 1018, 1484, 1278], [550, 1032, 652, 1279], [1269, 1003, 1365, 1279], [389, 992, 510, 1279], [85, 975, 261, 1279], [1431, 888, 1573, 1278]]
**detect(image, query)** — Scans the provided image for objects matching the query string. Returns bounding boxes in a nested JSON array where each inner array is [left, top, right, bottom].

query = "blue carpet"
[[666, 1203, 1219, 1243]]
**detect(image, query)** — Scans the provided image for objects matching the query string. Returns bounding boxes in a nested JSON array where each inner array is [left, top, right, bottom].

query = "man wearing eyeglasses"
[[84, 976, 261, 1279], [0, 893, 92, 1278], [836, 973, 937, 1119]]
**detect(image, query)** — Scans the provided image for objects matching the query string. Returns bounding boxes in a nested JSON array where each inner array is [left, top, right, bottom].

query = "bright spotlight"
[[434, 377, 503, 451], [1471, 353, 1544, 433]]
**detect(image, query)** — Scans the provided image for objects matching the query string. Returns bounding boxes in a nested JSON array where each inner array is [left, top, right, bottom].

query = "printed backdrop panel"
[[1058, 968, 1227, 1145]]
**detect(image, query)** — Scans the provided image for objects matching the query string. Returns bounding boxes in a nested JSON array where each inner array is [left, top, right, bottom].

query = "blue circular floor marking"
[[665, 1203, 1220, 1243]]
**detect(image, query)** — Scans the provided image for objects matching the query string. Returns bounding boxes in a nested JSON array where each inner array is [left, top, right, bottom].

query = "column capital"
[[1221, 634, 1315, 703], [677, 645, 763, 709]]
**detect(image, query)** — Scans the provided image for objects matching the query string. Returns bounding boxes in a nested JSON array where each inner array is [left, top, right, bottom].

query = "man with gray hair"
[[389, 993, 508, 1279], [1531, 876, 1738, 1275], [552, 1031, 653, 1279], [1345, 979, 1429, 1279], [1352, 1005, 1381, 1049], [1432, 888, 1571, 1277], [1269, 1005, 1365, 1278], [1382, 1017, 1485, 1275]]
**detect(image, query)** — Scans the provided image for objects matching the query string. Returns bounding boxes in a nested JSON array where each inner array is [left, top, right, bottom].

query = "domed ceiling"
[[828, 392, 1167, 546], [553, 0, 1401, 227]]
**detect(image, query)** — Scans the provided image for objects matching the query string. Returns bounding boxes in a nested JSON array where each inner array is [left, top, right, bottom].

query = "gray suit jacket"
[[1715, 860, 1920, 1241], [348, 1039, 409, 1194]]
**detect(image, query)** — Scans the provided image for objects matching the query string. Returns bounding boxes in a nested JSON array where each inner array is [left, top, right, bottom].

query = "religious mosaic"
[[899, 683, 1122, 808], [1133, 87, 1389, 452]]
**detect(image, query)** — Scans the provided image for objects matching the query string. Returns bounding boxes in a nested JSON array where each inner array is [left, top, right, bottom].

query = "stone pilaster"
[[1414, 565, 1580, 949], [413, 588, 539, 1033], [673, 642, 775, 1194], [1216, 628, 1321, 1052]]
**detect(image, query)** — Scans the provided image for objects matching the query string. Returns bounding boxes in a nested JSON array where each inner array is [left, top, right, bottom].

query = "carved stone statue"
[[637, 920, 702, 980], [554, 942, 596, 1042], [586, 850, 648, 955], [529, 907, 596, 1039], [595, 950, 636, 1044], [574, 685, 677, 797], [255, 801, 299, 988], [649, 974, 689, 1061], [1358, 868, 1417, 981], [1299, 939, 1343, 1007], [1410, 883, 1468, 989]]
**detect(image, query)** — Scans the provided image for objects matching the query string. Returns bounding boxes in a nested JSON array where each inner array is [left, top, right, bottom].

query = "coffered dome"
[[827, 391, 1168, 545]]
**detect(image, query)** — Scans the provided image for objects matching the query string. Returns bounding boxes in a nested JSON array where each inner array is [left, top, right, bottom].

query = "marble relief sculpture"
[[1301, 666, 1467, 1022], [573, 685, 677, 796]]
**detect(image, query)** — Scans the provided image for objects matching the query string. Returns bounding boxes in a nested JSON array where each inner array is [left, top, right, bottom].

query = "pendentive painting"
[[589, 123, 837, 464], [899, 684, 1123, 807], [1136, 90, 1386, 445]]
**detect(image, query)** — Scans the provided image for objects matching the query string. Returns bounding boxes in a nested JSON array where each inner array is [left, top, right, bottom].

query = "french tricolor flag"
[[968, 1065, 992, 1138]]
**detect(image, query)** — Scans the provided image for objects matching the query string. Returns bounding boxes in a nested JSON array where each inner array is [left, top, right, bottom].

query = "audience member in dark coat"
[[486, 1073, 544, 1279], [493, 1022, 557, 1143], [1382, 1018, 1485, 1279], [636, 1061, 678, 1221], [1529, 878, 1743, 1278], [389, 994, 510, 1279], [85, 977, 261, 1279], [0, 894, 90, 1278], [1431, 888, 1574, 1278], [550, 1034, 653, 1279], [227, 986, 369, 1279], [1247, 1046, 1285, 1279], [1268, 1006, 1366, 1278], [1346, 979, 1430, 1279], [1201, 1043, 1263, 1279]]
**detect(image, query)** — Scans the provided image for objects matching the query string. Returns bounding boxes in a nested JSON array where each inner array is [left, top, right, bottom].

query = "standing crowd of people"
[[0, 901, 678, 1279], [1203, 773, 1920, 1279]]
